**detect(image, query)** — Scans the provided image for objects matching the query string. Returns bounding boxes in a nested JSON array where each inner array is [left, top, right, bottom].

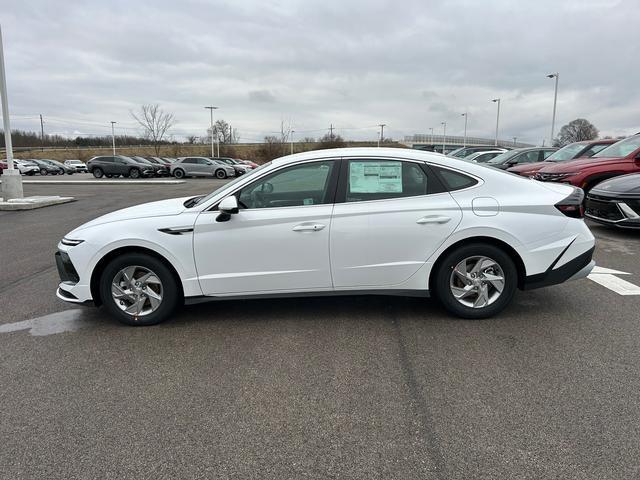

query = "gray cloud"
[[1, 0, 639, 144]]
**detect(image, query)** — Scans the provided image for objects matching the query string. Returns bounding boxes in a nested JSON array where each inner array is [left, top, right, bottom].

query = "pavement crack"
[[0, 265, 57, 295], [389, 312, 448, 480]]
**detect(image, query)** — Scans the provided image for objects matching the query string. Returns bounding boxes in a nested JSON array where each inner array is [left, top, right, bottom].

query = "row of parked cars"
[[448, 135, 640, 229], [84, 156, 259, 179], [0, 158, 88, 176]]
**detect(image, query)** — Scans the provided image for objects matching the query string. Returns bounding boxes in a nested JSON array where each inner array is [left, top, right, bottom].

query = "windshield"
[[545, 142, 586, 161], [593, 135, 640, 158], [190, 162, 272, 207], [447, 147, 466, 158], [486, 150, 518, 164]]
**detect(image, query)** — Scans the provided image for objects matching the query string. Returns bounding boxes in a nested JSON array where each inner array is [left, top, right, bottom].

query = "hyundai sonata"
[[56, 148, 595, 325]]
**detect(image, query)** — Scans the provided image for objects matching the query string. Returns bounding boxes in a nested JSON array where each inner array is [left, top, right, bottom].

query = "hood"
[[71, 196, 191, 232], [538, 156, 627, 173], [591, 173, 640, 195], [507, 161, 549, 173]]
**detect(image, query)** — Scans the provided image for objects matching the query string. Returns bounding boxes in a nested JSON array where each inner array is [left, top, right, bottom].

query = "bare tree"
[[207, 119, 240, 145], [554, 118, 599, 147], [256, 136, 285, 162], [130, 104, 176, 155], [317, 131, 346, 149]]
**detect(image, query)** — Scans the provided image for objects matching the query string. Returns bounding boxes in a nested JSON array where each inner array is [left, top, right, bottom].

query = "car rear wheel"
[[215, 169, 226, 179], [129, 168, 141, 179], [434, 243, 517, 319], [92, 168, 104, 178], [99, 253, 180, 326], [173, 168, 185, 179]]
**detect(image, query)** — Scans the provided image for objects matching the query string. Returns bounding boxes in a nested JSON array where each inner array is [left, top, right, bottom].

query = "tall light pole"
[[441, 121, 447, 154], [204, 106, 219, 157], [378, 123, 386, 147], [110, 121, 116, 155], [0, 24, 23, 200], [461, 112, 468, 148], [290, 129, 295, 155], [429, 127, 434, 146], [513, 136, 517, 146], [547, 73, 559, 146], [492, 98, 501, 146]]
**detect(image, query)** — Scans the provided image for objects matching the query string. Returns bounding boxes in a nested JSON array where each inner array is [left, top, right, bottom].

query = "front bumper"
[[585, 194, 640, 229], [55, 249, 93, 304]]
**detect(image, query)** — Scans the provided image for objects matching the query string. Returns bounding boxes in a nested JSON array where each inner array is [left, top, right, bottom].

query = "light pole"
[[0, 24, 23, 200], [547, 73, 559, 146], [441, 121, 447, 154], [492, 98, 501, 146], [110, 121, 116, 155], [204, 106, 219, 157], [290, 130, 295, 155], [378, 124, 386, 147], [461, 112, 468, 148], [513, 136, 517, 146], [429, 127, 434, 146]]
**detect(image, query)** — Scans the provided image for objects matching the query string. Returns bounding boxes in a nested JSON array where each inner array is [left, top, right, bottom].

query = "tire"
[[92, 168, 104, 179], [129, 168, 141, 179], [173, 168, 185, 179], [40, 168, 48, 176], [105, 174, 112, 178], [433, 243, 517, 319], [99, 253, 180, 326], [215, 169, 226, 179]]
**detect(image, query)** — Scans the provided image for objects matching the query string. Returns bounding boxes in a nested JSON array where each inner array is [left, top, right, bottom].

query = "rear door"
[[330, 158, 462, 288]]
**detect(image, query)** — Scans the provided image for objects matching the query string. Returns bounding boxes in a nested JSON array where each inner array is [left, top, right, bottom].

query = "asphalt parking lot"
[[1, 180, 640, 479]]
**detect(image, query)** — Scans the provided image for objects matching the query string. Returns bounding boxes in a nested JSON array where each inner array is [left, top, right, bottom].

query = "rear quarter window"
[[431, 166, 478, 191]]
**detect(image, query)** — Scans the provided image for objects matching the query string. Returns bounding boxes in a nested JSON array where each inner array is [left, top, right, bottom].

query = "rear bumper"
[[522, 247, 595, 290]]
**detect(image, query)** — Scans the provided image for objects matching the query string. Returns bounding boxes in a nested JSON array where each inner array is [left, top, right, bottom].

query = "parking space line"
[[588, 266, 640, 296]]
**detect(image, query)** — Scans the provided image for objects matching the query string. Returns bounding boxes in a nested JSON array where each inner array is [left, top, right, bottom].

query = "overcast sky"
[[1, 0, 639, 144]]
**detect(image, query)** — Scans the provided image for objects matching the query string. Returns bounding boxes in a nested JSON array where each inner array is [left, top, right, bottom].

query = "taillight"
[[555, 188, 584, 218]]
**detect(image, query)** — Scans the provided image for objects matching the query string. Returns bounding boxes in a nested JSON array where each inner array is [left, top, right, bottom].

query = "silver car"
[[170, 157, 235, 179], [13, 159, 40, 176], [64, 159, 88, 173]]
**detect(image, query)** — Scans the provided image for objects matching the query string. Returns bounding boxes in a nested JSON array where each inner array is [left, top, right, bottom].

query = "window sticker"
[[349, 161, 403, 193]]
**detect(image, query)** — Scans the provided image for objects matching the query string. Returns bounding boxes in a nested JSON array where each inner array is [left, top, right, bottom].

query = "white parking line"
[[588, 266, 640, 296]]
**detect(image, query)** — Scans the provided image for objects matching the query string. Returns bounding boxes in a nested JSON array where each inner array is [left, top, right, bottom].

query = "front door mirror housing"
[[216, 196, 239, 222]]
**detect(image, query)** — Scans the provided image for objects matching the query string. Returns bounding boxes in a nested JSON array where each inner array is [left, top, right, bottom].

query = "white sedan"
[[56, 148, 595, 325]]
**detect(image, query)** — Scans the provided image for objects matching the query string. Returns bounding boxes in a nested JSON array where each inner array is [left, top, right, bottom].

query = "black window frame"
[[430, 165, 479, 192]]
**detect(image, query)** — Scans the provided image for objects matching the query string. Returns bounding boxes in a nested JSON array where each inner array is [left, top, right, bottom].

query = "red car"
[[238, 159, 259, 168], [508, 139, 616, 177], [0, 160, 6, 175], [534, 135, 640, 192]]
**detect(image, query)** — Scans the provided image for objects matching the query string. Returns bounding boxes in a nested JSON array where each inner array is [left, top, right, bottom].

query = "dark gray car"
[[170, 157, 235, 179], [484, 147, 558, 170], [87, 155, 155, 179]]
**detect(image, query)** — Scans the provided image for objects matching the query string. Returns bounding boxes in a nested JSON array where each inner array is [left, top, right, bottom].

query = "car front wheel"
[[129, 168, 141, 179], [99, 253, 180, 326], [173, 168, 185, 179], [434, 243, 517, 319], [40, 168, 48, 175], [215, 169, 226, 179], [92, 168, 104, 178]]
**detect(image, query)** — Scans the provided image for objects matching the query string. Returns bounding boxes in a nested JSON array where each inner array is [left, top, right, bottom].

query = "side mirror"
[[216, 196, 239, 222]]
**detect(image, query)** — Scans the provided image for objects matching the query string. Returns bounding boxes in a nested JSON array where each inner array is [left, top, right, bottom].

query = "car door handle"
[[292, 223, 326, 232], [416, 215, 451, 225]]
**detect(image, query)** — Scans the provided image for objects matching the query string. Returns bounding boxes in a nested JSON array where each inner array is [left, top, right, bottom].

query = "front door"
[[193, 159, 339, 295], [330, 158, 462, 288]]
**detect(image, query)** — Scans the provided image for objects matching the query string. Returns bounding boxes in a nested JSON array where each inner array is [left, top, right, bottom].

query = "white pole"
[[441, 121, 447, 154], [429, 127, 434, 146], [548, 73, 559, 145], [204, 106, 218, 157], [0, 25, 14, 171], [290, 130, 294, 155], [492, 98, 501, 146], [110, 121, 116, 155], [462, 112, 468, 148]]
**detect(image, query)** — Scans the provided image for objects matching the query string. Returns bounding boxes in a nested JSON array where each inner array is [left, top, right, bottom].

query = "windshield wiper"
[[183, 196, 204, 208]]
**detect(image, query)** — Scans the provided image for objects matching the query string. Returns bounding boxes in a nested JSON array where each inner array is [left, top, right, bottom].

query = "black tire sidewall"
[[93, 168, 103, 178], [41, 169, 48, 175], [216, 169, 226, 179], [130, 168, 140, 179], [174, 169, 185, 178], [99, 253, 180, 326], [434, 243, 517, 319]]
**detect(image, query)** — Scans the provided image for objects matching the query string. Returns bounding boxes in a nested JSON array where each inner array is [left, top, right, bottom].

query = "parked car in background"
[[45, 159, 75, 175], [465, 150, 506, 163], [131, 156, 168, 176], [161, 157, 177, 164], [585, 174, 640, 229], [507, 139, 616, 177], [448, 146, 508, 158], [239, 159, 259, 168], [14, 159, 40, 175], [214, 157, 252, 175], [56, 147, 595, 326], [32, 159, 65, 175], [535, 134, 640, 192], [170, 157, 235, 179], [64, 159, 88, 173], [0, 160, 5, 175], [483, 147, 558, 170], [149, 157, 172, 166], [87, 155, 155, 179]]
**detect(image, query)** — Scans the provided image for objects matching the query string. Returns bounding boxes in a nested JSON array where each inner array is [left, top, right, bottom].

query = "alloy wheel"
[[111, 265, 164, 317], [449, 256, 505, 308]]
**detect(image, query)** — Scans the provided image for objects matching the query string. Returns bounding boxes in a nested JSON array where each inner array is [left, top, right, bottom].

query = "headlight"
[[61, 238, 85, 246]]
